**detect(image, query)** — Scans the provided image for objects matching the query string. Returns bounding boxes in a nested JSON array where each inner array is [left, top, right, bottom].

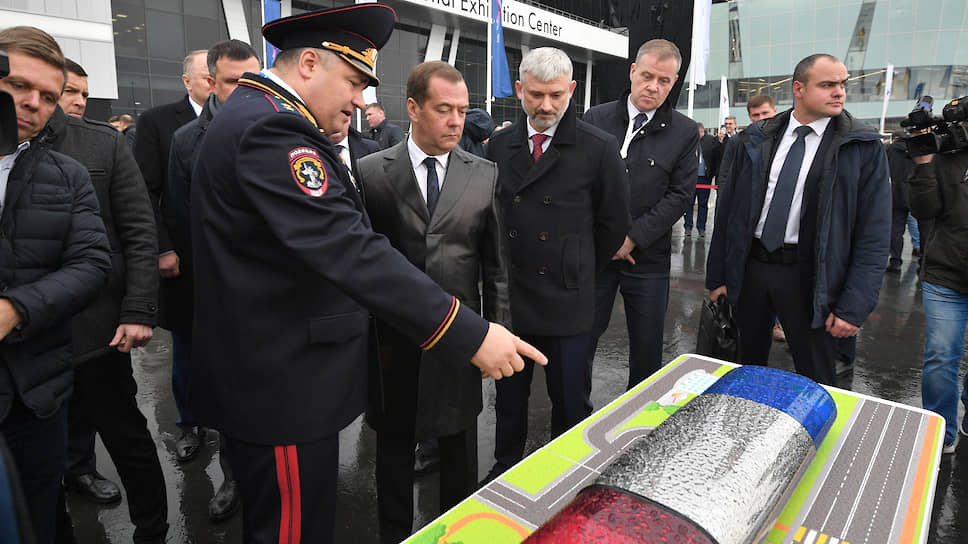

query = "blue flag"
[[491, 0, 513, 98], [264, 0, 281, 67]]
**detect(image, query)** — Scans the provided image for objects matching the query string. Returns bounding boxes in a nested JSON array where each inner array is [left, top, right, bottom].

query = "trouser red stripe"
[[274, 445, 302, 544]]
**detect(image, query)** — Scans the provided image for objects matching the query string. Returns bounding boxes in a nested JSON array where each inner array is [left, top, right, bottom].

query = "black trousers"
[[226, 432, 338, 544], [374, 343, 478, 544], [61, 350, 168, 542], [493, 333, 594, 472], [736, 257, 837, 385], [0, 396, 67, 544], [376, 427, 476, 544]]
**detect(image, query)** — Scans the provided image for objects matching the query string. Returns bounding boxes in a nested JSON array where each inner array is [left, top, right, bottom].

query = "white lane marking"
[[843, 406, 896, 536], [858, 410, 909, 543], [821, 403, 882, 528]]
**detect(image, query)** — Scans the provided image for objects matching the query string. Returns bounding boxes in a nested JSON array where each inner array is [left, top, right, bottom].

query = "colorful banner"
[[491, 0, 513, 98]]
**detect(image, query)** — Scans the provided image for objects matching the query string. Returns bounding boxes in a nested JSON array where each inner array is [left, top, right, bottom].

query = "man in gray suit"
[[358, 61, 510, 544]]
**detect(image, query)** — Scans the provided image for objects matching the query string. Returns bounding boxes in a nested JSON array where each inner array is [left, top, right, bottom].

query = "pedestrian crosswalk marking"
[[792, 526, 848, 544]]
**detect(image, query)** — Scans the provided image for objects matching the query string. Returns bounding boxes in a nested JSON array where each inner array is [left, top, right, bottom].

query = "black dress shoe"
[[209, 479, 240, 522], [479, 464, 509, 488], [835, 358, 855, 377], [65, 472, 121, 504], [175, 427, 202, 462], [886, 261, 902, 273]]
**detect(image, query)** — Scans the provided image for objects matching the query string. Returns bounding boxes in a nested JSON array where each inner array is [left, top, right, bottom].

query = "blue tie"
[[633, 112, 649, 131], [760, 125, 813, 252], [424, 157, 439, 215]]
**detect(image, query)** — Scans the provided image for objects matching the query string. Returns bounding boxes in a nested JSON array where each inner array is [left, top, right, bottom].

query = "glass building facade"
[[685, 0, 968, 131]]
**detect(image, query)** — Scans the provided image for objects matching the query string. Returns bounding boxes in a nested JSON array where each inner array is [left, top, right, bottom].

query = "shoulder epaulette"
[[264, 95, 303, 117]]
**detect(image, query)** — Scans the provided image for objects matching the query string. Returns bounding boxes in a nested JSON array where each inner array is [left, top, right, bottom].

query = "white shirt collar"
[[626, 97, 655, 125], [0, 140, 30, 165], [331, 134, 349, 149], [261, 69, 309, 108], [526, 119, 558, 141], [189, 96, 204, 117], [407, 136, 450, 172], [787, 112, 831, 138]]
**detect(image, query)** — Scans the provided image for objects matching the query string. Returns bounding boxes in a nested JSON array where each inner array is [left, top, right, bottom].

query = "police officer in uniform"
[[189, 6, 545, 543]]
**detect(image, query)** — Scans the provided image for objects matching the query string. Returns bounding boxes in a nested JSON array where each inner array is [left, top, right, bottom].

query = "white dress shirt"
[[526, 121, 558, 155], [189, 97, 204, 117], [407, 137, 449, 203], [330, 134, 352, 168], [754, 115, 832, 244], [621, 97, 654, 158]]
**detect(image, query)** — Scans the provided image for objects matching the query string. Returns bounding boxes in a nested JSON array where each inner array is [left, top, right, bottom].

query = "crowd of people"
[[0, 3, 964, 544]]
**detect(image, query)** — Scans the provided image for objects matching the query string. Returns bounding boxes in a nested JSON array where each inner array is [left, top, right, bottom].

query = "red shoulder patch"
[[289, 147, 328, 197]]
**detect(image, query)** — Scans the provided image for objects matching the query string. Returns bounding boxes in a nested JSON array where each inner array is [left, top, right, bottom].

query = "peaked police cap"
[[262, 3, 395, 86]]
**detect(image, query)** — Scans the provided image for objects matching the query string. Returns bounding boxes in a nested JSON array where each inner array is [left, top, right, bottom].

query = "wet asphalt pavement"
[[69, 208, 968, 543]]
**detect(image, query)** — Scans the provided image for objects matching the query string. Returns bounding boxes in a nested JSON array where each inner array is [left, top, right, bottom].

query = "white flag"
[[880, 64, 894, 134], [719, 75, 730, 128], [693, 0, 712, 86]]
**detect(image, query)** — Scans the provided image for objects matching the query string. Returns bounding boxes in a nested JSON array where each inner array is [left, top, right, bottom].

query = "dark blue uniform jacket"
[[189, 73, 488, 445]]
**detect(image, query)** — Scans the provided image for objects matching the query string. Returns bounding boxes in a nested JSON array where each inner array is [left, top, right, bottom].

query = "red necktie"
[[531, 133, 549, 162]]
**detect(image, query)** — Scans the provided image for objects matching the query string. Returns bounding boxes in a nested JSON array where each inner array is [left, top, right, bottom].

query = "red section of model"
[[523, 486, 715, 544]]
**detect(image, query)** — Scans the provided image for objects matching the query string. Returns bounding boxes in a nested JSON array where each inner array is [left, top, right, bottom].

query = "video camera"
[[899, 95, 968, 156], [1, 51, 17, 155]]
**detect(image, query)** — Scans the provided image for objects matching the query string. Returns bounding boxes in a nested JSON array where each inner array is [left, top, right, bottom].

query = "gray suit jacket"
[[359, 142, 510, 438]]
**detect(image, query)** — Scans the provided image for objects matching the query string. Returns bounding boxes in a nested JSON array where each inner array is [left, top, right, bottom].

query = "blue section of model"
[[704, 366, 837, 446]]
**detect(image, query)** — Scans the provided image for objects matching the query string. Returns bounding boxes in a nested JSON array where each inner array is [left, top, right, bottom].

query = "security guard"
[[189, 5, 545, 543]]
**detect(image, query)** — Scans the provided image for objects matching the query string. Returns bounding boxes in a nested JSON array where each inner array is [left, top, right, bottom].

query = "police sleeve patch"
[[289, 147, 328, 197]]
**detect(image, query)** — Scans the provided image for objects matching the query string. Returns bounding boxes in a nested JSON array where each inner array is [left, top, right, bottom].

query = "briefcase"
[[695, 295, 740, 362]]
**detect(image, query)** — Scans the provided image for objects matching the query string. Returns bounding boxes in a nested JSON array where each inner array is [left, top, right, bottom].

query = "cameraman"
[[910, 146, 968, 454]]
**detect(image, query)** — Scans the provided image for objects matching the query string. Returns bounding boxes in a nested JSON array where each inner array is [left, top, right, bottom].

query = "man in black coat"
[[189, 7, 543, 543], [166, 39, 261, 523], [483, 47, 630, 482], [684, 122, 720, 236], [0, 27, 111, 544], [360, 62, 510, 543], [887, 130, 929, 272], [582, 39, 699, 391], [50, 60, 167, 543], [134, 49, 209, 460], [365, 102, 406, 149]]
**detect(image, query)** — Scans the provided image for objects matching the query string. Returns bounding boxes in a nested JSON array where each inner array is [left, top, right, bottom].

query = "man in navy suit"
[[133, 49, 211, 461], [583, 39, 699, 391]]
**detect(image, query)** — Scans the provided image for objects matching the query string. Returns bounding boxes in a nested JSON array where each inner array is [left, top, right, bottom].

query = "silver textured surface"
[[597, 393, 816, 544]]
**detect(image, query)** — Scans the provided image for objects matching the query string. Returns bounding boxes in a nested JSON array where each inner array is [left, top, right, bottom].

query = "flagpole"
[[687, 0, 700, 119], [880, 64, 894, 134], [486, 2, 493, 115]]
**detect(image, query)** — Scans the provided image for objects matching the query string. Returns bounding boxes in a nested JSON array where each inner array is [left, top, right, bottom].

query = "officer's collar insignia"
[[289, 147, 327, 197], [239, 75, 319, 128]]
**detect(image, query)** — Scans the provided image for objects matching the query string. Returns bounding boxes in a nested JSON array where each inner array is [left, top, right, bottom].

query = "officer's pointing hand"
[[472, 323, 547, 380]]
